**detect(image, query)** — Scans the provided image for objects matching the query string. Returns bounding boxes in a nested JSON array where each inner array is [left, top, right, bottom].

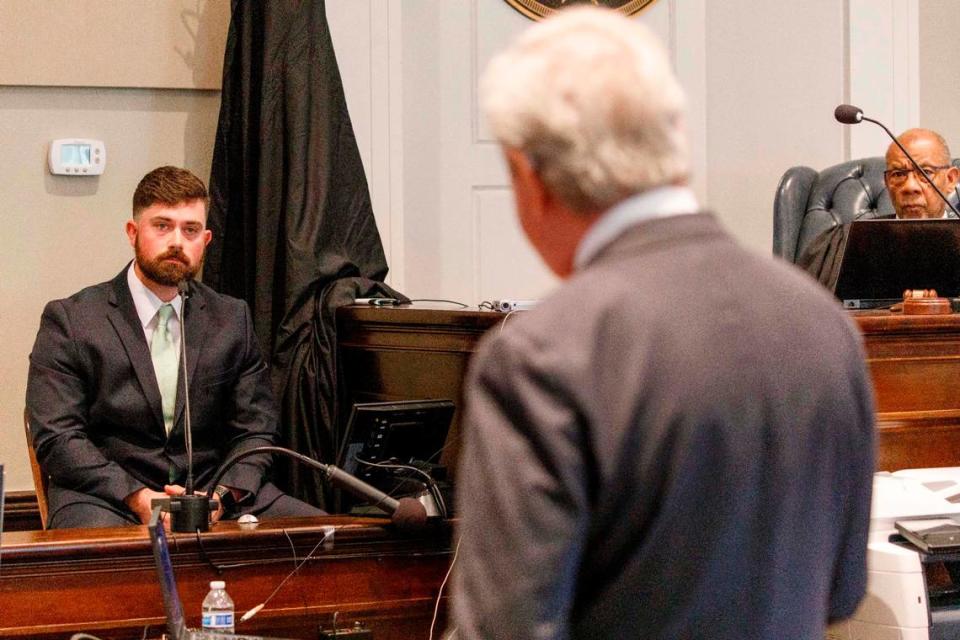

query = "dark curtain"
[[206, 0, 402, 507]]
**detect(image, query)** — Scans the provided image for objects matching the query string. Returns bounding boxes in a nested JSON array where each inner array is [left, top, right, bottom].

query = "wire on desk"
[[239, 526, 335, 623], [429, 533, 462, 640], [499, 309, 521, 335], [406, 298, 469, 308]]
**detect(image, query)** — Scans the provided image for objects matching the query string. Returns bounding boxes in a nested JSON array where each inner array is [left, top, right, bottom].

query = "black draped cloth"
[[796, 214, 896, 289], [796, 225, 850, 290], [205, 0, 404, 507]]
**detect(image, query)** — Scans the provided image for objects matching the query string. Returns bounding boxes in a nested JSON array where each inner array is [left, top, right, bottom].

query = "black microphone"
[[208, 446, 431, 531], [834, 103, 960, 218], [834, 104, 863, 125], [166, 278, 214, 533]]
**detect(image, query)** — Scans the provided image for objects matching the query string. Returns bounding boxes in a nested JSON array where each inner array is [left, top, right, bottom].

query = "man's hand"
[[124, 487, 170, 525]]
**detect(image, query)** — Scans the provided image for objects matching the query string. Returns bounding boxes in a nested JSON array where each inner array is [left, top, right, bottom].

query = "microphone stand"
[[840, 105, 960, 218], [162, 280, 216, 533], [208, 445, 432, 530]]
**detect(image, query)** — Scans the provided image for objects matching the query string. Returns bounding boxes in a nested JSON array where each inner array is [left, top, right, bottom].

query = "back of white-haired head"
[[481, 7, 689, 213]]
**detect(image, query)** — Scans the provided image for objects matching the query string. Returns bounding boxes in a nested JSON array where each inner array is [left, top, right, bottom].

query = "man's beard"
[[135, 241, 201, 286]]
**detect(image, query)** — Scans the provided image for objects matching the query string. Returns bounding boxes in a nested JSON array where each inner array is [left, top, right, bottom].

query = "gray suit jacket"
[[454, 213, 876, 640], [26, 266, 282, 521]]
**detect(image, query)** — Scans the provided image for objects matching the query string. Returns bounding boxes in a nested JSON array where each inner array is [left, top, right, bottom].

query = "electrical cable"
[[188, 527, 314, 573], [239, 526, 335, 623], [499, 309, 521, 334], [429, 534, 462, 640], [282, 528, 298, 570], [353, 456, 449, 519], [354, 456, 435, 485]]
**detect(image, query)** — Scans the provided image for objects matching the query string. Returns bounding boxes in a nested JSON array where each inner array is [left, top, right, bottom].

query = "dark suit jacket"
[[454, 213, 876, 640], [26, 266, 282, 521]]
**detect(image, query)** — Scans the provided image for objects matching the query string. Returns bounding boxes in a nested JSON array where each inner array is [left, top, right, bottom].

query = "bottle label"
[[202, 611, 235, 629]]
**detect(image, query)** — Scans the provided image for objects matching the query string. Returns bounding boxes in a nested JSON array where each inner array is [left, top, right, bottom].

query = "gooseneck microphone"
[[834, 104, 960, 218], [833, 104, 864, 125], [208, 445, 431, 532], [164, 278, 215, 533], [178, 279, 195, 495]]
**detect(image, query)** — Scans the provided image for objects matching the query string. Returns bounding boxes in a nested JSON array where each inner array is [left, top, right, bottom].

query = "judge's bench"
[[4, 304, 960, 638]]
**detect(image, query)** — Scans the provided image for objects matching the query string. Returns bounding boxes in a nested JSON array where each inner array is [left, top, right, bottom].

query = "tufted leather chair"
[[773, 157, 960, 263]]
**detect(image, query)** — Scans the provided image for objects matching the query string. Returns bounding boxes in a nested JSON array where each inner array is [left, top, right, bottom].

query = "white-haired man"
[[451, 8, 875, 640]]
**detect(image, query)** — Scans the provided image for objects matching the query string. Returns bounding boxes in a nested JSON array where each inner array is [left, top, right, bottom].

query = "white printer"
[[829, 468, 960, 640]]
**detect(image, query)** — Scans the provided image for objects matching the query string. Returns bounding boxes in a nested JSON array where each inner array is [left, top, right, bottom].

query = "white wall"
[[704, 0, 847, 252], [2, 0, 945, 496], [395, 0, 706, 303], [919, 0, 960, 154], [0, 1, 228, 494], [848, 0, 920, 159]]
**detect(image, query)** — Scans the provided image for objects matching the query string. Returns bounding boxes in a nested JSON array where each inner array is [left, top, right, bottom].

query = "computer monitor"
[[337, 400, 455, 507], [834, 219, 960, 308]]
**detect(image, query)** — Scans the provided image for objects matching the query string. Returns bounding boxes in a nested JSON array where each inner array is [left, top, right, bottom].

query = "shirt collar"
[[126, 262, 182, 329], [573, 185, 699, 271]]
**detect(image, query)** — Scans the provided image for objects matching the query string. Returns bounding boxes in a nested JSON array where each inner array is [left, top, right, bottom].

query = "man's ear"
[[125, 219, 138, 248], [505, 148, 551, 220], [946, 165, 960, 189]]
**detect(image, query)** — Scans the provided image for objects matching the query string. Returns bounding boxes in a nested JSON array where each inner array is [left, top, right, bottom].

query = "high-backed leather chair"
[[773, 157, 960, 263]]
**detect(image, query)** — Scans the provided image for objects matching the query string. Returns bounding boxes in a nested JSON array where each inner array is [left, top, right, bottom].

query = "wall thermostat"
[[48, 138, 106, 176]]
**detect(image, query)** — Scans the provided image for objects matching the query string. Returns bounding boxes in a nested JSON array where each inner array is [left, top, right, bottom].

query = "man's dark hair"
[[132, 166, 208, 219]]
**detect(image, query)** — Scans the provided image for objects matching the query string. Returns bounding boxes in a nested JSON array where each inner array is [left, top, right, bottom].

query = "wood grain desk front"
[[0, 516, 452, 639], [340, 305, 960, 472]]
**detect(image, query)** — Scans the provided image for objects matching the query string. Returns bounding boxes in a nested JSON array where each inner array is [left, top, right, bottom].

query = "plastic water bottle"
[[201, 580, 235, 633]]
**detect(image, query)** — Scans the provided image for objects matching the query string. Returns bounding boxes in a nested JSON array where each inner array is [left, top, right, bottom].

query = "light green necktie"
[[151, 304, 178, 436]]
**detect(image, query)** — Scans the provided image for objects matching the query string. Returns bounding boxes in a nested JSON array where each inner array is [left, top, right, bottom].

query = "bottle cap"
[[210, 580, 226, 589]]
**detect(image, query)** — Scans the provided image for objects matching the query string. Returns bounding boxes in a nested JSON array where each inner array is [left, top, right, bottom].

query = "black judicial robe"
[[796, 214, 896, 289]]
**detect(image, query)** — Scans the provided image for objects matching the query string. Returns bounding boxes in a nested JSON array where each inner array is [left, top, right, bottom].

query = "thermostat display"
[[49, 138, 106, 175]]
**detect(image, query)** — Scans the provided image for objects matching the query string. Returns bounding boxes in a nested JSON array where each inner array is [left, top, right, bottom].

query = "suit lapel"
[[172, 286, 209, 434], [106, 267, 167, 435]]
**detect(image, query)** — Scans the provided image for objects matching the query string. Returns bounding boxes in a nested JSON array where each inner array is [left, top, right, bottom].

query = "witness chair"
[[773, 157, 960, 263], [23, 408, 50, 529]]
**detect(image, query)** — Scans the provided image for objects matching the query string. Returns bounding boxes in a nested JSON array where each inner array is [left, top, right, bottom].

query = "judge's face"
[[885, 136, 960, 219], [126, 199, 212, 288]]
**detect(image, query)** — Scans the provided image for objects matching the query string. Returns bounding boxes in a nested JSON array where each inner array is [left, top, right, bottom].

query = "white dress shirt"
[[573, 185, 699, 271], [127, 262, 183, 359]]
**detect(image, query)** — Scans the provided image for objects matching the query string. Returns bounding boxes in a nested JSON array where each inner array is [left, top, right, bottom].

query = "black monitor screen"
[[835, 219, 960, 305], [338, 400, 455, 488]]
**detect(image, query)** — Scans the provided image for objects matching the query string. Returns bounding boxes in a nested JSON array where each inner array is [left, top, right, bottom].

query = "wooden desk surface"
[[1, 516, 453, 639], [340, 304, 960, 472]]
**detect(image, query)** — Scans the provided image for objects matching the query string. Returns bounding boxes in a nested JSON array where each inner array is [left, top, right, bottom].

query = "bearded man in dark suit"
[[27, 166, 322, 528], [451, 8, 876, 640]]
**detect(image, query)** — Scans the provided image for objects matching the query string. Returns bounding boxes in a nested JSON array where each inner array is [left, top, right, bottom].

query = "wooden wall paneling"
[[857, 312, 960, 471]]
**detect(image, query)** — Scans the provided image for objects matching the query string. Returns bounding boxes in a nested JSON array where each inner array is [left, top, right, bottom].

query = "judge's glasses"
[[884, 165, 952, 186]]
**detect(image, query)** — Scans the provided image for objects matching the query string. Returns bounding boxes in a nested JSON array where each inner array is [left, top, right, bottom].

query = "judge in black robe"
[[797, 128, 960, 287]]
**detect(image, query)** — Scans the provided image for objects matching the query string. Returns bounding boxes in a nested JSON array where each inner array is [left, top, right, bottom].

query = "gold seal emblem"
[[504, 0, 657, 21]]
